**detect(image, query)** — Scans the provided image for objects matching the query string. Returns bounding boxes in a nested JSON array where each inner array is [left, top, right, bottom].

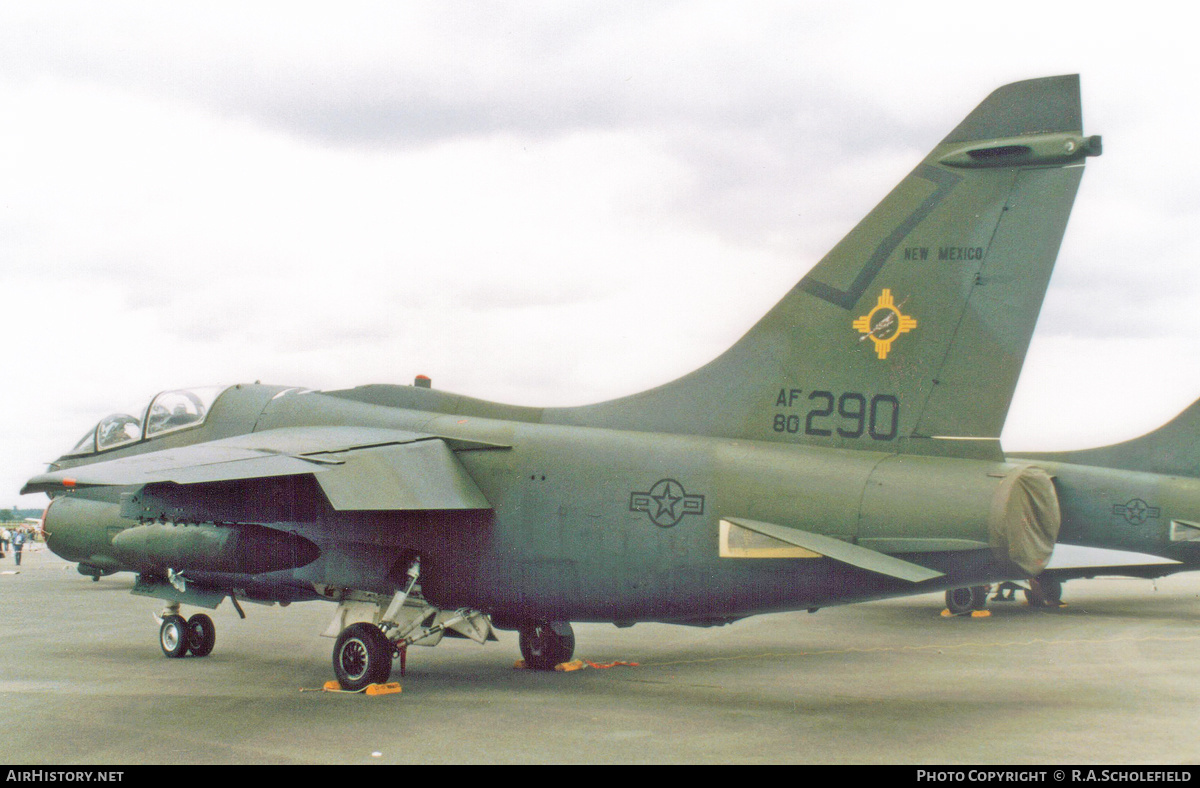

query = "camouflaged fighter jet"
[[936, 400, 1200, 615], [24, 75, 1105, 690]]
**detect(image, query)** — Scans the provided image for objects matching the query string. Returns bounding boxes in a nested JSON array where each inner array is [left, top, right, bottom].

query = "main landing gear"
[[327, 618, 577, 689], [1024, 575, 1064, 607], [944, 585, 989, 616], [322, 559, 498, 691], [158, 604, 216, 658], [321, 559, 583, 689], [518, 621, 576, 670], [943, 575, 1066, 616], [333, 622, 394, 689]]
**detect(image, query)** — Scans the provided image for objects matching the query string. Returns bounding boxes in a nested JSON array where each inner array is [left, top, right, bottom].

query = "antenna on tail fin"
[[550, 75, 1100, 460]]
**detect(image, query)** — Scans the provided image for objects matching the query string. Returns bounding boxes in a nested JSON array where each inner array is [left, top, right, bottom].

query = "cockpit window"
[[64, 385, 229, 456], [70, 429, 96, 455], [145, 386, 224, 438], [96, 413, 142, 451]]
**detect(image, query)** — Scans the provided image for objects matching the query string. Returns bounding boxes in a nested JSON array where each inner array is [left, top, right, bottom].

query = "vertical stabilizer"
[[550, 76, 1100, 460], [1014, 397, 1200, 478]]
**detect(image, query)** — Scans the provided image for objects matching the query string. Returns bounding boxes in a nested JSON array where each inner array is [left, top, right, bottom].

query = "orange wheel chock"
[[365, 682, 402, 696], [306, 680, 402, 695]]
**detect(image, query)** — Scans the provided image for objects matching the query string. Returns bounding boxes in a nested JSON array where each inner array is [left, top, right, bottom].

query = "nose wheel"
[[159, 615, 189, 658], [185, 614, 216, 656], [159, 611, 217, 658]]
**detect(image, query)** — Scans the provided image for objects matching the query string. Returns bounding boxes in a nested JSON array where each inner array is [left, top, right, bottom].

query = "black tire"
[[160, 615, 189, 658], [1027, 575, 1064, 607], [945, 586, 988, 616], [519, 621, 575, 670], [1039, 575, 1064, 604], [186, 614, 216, 658], [332, 623, 394, 691]]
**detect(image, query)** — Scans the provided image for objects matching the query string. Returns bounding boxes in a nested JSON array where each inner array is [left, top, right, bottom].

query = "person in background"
[[12, 528, 26, 566]]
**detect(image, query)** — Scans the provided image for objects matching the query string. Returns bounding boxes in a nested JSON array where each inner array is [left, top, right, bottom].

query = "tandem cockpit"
[[66, 385, 228, 456]]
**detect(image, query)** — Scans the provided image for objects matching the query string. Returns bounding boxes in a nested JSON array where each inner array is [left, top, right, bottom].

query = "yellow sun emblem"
[[852, 289, 917, 360]]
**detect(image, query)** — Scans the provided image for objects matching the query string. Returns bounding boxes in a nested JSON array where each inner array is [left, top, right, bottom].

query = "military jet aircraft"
[[940, 397, 1200, 614], [25, 75, 1112, 690]]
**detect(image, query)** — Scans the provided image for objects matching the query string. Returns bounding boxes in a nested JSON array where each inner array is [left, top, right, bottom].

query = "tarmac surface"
[[3, 546, 1200, 765]]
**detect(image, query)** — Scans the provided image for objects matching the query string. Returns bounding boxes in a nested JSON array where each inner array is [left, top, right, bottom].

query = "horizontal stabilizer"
[[856, 538, 990, 553], [722, 517, 944, 583], [1045, 543, 1181, 570]]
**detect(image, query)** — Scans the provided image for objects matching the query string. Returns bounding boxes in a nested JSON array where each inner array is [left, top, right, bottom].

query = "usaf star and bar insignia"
[[1112, 498, 1161, 525], [630, 479, 705, 528]]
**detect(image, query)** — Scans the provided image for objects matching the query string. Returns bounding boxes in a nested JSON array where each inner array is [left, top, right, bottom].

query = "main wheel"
[[160, 615, 189, 658], [519, 621, 575, 670], [1025, 575, 1065, 607], [332, 623, 394, 691], [1039, 575, 1064, 604], [186, 614, 216, 657], [944, 586, 988, 616]]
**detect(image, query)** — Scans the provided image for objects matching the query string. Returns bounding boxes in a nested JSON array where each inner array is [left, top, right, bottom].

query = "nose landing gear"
[[185, 613, 216, 657], [159, 614, 189, 658], [158, 604, 217, 658]]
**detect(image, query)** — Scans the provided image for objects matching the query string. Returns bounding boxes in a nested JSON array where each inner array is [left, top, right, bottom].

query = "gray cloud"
[[6, 2, 1200, 505]]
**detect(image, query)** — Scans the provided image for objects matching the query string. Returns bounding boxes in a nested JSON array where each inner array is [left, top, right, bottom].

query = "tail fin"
[[1015, 398, 1200, 478], [550, 75, 1101, 459]]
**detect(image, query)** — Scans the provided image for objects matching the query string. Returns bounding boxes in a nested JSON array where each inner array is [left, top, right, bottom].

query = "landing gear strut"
[[518, 621, 576, 670], [322, 558, 497, 688]]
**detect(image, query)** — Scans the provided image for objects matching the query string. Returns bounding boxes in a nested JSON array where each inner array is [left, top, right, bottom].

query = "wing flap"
[[722, 517, 945, 583], [316, 440, 491, 511]]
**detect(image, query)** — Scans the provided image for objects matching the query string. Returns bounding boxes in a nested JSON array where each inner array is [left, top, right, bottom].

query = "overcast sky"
[[4, 1, 1200, 508]]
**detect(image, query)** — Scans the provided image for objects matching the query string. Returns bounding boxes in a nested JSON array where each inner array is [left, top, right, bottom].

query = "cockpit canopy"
[[69, 386, 228, 455]]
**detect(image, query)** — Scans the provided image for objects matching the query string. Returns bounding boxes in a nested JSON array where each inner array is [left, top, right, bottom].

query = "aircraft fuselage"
[[43, 384, 1051, 626]]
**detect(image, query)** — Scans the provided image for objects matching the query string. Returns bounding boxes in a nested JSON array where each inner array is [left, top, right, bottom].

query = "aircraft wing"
[[722, 517, 945, 583], [22, 426, 498, 511]]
